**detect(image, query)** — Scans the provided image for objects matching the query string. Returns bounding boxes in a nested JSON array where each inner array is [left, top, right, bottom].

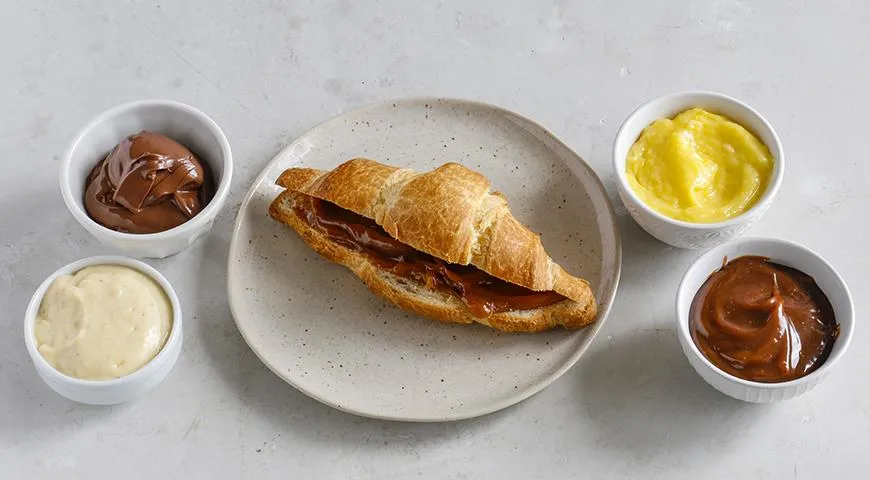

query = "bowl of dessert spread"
[[60, 99, 232, 258], [676, 237, 854, 403], [613, 91, 784, 249], [24, 255, 182, 405]]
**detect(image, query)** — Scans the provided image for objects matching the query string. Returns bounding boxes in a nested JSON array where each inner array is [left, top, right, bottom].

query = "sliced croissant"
[[269, 158, 597, 332]]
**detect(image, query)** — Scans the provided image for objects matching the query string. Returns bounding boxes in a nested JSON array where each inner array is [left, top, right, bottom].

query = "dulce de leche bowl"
[[60, 100, 233, 258], [676, 237, 854, 403]]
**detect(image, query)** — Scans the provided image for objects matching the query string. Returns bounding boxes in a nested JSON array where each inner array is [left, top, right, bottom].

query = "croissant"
[[269, 158, 597, 332]]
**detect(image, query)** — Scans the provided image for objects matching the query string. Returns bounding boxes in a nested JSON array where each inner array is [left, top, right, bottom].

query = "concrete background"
[[1, 1, 866, 478]]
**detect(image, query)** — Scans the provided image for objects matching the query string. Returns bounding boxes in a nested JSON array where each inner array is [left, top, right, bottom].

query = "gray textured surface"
[[2, 0, 867, 478]]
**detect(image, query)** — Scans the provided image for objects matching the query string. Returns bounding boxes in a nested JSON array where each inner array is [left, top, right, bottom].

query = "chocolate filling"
[[84, 131, 214, 234], [294, 197, 566, 318]]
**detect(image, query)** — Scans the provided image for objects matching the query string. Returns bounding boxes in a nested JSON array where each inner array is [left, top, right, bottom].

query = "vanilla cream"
[[34, 265, 172, 380]]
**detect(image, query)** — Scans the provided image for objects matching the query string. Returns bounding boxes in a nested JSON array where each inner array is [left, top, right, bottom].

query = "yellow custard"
[[625, 108, 774, 223]]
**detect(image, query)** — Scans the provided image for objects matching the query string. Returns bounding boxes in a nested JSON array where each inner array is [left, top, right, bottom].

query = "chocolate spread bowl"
[[60, 100, 233, 258], [676, 237, 854, 403]]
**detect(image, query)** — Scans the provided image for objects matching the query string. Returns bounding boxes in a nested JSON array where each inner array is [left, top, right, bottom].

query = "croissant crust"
[[270, 158, 597, 331]]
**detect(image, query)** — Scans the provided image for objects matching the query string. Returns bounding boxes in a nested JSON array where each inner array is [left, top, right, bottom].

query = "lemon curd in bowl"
[[625, 107, 774, 224]]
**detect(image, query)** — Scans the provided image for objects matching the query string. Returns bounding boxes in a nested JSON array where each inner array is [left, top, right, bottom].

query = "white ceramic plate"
[[228, 98, 620, 421]]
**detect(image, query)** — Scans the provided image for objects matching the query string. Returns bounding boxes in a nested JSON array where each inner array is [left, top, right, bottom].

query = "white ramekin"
[[613, 91, 785, 249], [676, 237, 854, 403], [24, 256, 183, 405], [60, 99, 233, 258]]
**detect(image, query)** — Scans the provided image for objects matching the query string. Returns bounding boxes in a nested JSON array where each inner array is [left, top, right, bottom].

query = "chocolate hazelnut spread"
[[690, 256, 838, 383], [84, 131, 213, 234], [295, 197, 566, 317]]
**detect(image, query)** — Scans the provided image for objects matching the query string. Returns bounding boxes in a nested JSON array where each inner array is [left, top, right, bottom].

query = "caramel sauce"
[[690, 256, 838, 383], [295, 197, 566, 317]]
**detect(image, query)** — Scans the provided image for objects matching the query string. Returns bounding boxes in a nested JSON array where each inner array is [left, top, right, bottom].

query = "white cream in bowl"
[[25, 256, 183, 405], [34, 265, 172, 381]]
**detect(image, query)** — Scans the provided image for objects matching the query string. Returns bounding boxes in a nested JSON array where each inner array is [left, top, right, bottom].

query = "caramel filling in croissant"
[[294, 197, 567, 317]]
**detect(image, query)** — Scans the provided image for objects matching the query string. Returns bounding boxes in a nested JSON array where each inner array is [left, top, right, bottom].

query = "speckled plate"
[[227, 98, 620, 421]]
